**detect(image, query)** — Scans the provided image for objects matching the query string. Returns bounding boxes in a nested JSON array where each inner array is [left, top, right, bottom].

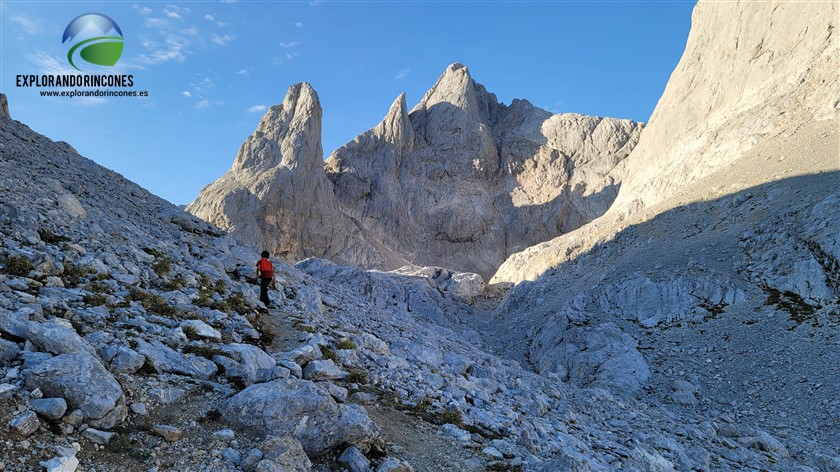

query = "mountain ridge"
[[190, 62, 644, 278]]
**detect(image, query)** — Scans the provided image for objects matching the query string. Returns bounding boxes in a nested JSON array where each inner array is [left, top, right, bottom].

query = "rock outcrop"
[[609, 0, 839, 219], [186, 83, 398, 270], [190, 66, 643, 278], [492, 0, 839, 284]]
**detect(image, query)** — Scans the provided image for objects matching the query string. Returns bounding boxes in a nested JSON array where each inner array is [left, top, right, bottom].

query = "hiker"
[[256, 250, 275, 308]]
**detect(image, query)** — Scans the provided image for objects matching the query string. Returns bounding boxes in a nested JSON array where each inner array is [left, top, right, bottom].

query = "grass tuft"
[[2, 255, 34, 277]]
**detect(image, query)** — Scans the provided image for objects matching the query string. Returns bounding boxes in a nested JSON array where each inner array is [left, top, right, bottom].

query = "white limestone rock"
[[220, 378, 380, 455], [187, 83, 391, 270]]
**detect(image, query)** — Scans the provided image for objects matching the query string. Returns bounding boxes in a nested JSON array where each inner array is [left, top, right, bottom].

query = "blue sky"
[[1, 1, 696, 205]]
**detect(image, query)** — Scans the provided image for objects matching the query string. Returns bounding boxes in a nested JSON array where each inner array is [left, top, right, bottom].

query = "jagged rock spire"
[[374, 92, 414, 149], [231, 82, 323, 175]]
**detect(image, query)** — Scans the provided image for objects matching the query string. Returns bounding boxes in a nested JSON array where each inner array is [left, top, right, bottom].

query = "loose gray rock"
[[108, 346, 145, 374], [29, 397, 68, 419], [147, 387, 186, 404], [81, 427, 114, 445], [258, 435, 312, 472], [10, 410, 40, 436], [220, 378, 380, 455], [303, 359, 345, 381], [152, 424, 183, 442], [218, 343, 277, 386], [24, 353, 123, 420], [0, 338, 19, 364], [377, 458, 414, 472], [338, 445, 371, 472], [135, 339, 217, 379], [181, 319, 222, 341]]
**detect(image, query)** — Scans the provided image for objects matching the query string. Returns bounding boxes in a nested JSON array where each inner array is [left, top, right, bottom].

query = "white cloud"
[[285, 52, 300, 60], [204, 14, 215, 21], [136, 48, 186, 65], [162, 4, 188, 19], [215, 21, 229, 27], [211, 33, 235, 46], [237, 69, 251, 76], [395, 66, 411, 79], [196, 98, 223, 109], [182, 91, 191, 97], [133, 5, 152, 15], [145, 17, 169, 29], [190, 75, 216, 94], [220, 0, 237, 3], [279, 41, 299, 48], [309, 0, 322, 6], [10, 13, 43, 35], [295, 22, 303, 28], [25, 52, 80, 76], [248, 104, 267, 113]]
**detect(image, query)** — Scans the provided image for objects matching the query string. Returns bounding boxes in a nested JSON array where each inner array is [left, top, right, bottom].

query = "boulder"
[[25, 353, 122, 420], [29, 397, 68, 419], [134, 339, 217, 379], [220, 378, 380, 455], [218, 343, 277, 386], [257, 435, 312, 472]]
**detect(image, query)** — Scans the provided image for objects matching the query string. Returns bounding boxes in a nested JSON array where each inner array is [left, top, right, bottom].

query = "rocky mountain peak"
[[373, 92, 414, 149], [411, 63, 500, 128], [231, 82, 323, 176]]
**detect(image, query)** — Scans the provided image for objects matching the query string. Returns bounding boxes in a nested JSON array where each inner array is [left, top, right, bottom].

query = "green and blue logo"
[[62, 13, 123, 71]]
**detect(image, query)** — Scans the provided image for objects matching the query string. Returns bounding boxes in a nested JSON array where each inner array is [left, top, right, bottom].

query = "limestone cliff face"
[[187, 83, 394, 268], [610, 0, 839, 219], [492, 0, 840, 284], [326, 63, 643, 277]]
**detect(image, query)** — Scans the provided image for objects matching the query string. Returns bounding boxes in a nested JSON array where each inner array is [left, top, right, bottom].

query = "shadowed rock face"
[[192, 64, 640, 277]]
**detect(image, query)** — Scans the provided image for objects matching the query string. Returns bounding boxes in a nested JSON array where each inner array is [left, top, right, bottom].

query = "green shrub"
[[62, 262, 95, 287], [142, 247, 164, 258], [213, 279, 227, 293], [336, 339, 357, 350], [152, 257, 172, 277], [183, 344, 225, 359], [224, 292, 247, 314], [159, 274, 187, 292], [82, 293, 108, 306], [85, 280, 113, 294], [37, 229, 68, 244], [2, 255, 34, 276], [439, 409, 463, 427], [106, 433, 151, 461], [319, 345, 339, 363], [346, 367, 368, 384], [413, 397, 433, 414], [125, 287, 182, 318]]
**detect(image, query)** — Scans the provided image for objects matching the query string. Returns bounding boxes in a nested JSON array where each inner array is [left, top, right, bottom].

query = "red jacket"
[[257, 258, 274, 279]]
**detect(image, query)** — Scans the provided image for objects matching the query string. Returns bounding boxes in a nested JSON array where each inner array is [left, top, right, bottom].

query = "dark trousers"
[[259, 278, 272, 307]]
